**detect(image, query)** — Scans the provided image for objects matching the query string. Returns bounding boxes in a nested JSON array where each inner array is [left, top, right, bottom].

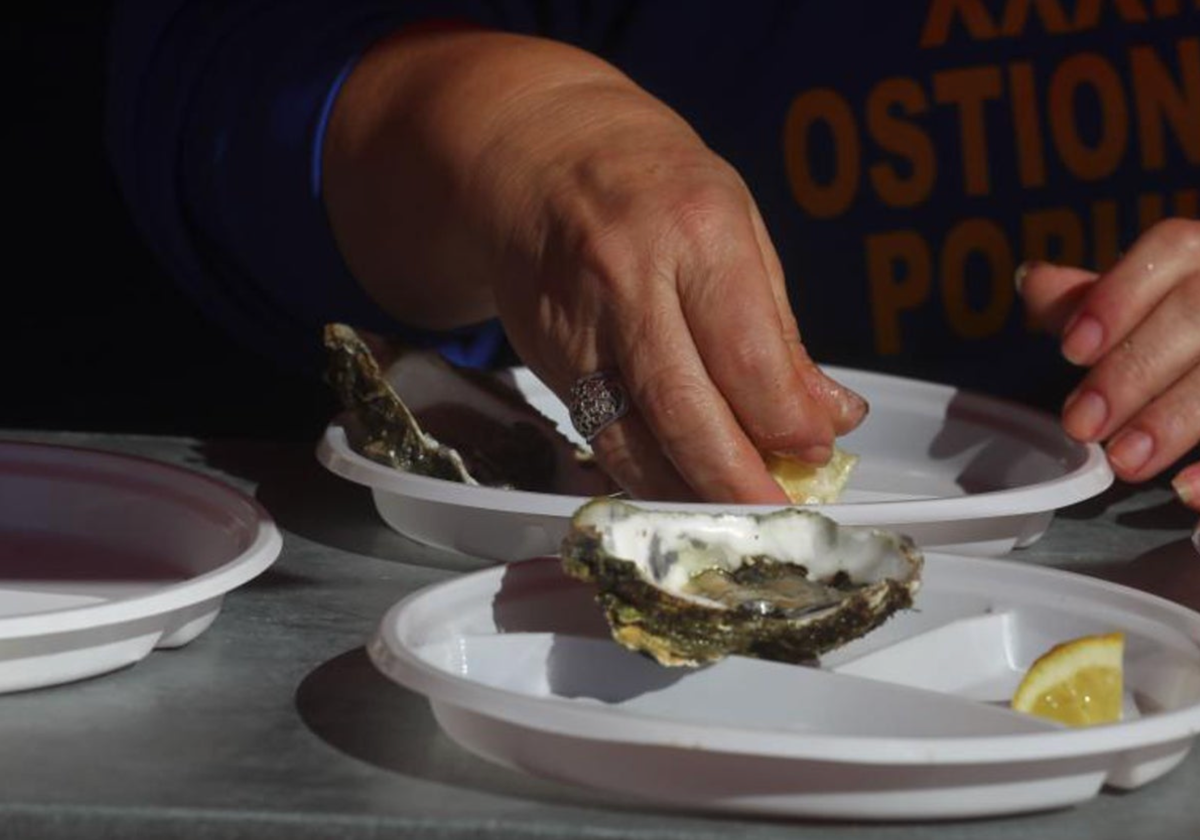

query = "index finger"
[[748, 203, 869, 435], [594, 221, 835, 503], [599, 290, 795, 503], [673, 199, 838, 465]]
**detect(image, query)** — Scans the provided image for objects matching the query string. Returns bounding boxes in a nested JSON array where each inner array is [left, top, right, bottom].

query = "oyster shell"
[[560, 498, 922, 667], [323, 323, 617, 495]]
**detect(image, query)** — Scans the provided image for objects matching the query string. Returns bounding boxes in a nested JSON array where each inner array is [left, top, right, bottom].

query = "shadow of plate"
[[196, 439, 493, 572], [294, 647, 655, 812], [1071, 537, 1200, 613]]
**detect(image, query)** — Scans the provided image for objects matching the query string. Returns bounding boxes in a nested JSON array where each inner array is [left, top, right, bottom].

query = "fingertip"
[[1061, 387, 1108, 443], [765, 412, 836, 465], [1015, 262, 1099, 336], [1013, 259, 1040, 295], [831, 383, 870, 432], [1172, 462, 1200, 512], [802, 368, 870, 435], [751, 473, 794, 506], [792, 443, 834, 466], [600, 393, 795, 505], [1106, 427, 1154, 478]]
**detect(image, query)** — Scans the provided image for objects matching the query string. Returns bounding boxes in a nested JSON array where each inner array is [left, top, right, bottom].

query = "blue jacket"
[[106, 0, 1200, 407]]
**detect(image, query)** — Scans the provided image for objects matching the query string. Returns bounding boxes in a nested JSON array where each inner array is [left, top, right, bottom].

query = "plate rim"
[[0, 439, 282, 640], [368, 553, 1200, 767], [318, 364, 1113, 522]]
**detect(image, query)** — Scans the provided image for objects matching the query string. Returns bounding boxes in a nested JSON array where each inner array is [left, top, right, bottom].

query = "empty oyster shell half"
[[323, 323, 617, 495], [560, 498, 923, 667]]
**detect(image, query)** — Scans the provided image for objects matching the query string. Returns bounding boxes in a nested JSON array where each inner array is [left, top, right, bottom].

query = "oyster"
[[323, 323, 617, 495], [560, 498, 922, 667]]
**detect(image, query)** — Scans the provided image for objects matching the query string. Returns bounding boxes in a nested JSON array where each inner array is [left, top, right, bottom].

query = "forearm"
[[321, 26, 684, 330], [107, 0, 439, 369]]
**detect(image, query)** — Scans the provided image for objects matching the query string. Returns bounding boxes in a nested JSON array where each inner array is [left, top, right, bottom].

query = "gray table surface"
[[2, 428, 1200, 840]]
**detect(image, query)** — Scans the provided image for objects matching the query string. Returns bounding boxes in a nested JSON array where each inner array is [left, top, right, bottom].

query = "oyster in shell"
[[323, 323, 617, 495], [560, 498, 922, 667]]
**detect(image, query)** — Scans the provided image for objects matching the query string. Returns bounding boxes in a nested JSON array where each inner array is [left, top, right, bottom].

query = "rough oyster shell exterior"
[[324, 323, 476, 483], [323, 323, 616, 495], [561, 498, 923, 667]]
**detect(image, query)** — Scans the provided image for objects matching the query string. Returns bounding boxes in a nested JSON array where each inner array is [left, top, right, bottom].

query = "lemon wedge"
[[1011, 632, 1125, 727], [765, 447, 859, 504]]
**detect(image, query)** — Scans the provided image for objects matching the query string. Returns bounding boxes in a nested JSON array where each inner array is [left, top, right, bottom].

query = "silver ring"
[[568, 370, 629, 442]]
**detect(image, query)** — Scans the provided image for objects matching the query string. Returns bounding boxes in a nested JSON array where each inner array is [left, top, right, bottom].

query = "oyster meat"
[[323, 323, 617, 495], [560, 498, 922, 667]]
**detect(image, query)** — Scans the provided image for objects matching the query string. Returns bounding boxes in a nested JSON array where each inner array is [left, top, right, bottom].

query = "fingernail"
[[1063, 389, 1108, 440], [1062, 314, 1104, 365], [806, 373, 870, 430], [1013, 260, 1035, 294], [1106, 429, 1154, 474], [834, 384, 870, 428], [1173, 463, 1200, 509]]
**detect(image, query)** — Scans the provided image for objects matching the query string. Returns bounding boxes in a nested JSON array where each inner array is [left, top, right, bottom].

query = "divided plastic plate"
[[369, 554, 1200, 821], [318, 366, 1113, 559], [0, 441, 282, 693]]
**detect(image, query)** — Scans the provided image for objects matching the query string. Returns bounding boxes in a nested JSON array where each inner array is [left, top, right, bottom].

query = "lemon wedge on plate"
[[765, 447, 859, 505], [1011, 632, 1125, 727]]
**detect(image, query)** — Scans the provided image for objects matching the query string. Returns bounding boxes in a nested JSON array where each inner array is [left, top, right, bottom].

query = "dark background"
[[8, 3, 335, 441]]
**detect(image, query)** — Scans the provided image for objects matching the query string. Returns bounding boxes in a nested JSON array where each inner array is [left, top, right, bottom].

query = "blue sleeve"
[[106, 0, 593, 372]]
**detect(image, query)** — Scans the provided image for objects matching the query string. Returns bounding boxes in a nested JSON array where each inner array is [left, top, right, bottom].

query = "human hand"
[[1017, 218, 1200, 510], [325, 29, 866, 503], [485, 75, 869, 503]]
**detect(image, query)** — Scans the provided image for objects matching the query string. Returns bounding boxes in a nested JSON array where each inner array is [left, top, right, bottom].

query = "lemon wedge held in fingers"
[[765, 447, 859, 505], [1011, 632, 1125, 727]]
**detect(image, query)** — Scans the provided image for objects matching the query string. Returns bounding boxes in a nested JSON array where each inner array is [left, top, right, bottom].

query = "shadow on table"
[[1114, 499, 1199, 533], [294, 646, 655, 812], [193, 439, 491, 572], [292, 649, 1111, 828], [1056, 482, 1194, 533], [1058, 445, 1200, 529], [1054, 481, 1140, 521], [293, 649, 1053, 829], [1073, 537, 1200, 612]]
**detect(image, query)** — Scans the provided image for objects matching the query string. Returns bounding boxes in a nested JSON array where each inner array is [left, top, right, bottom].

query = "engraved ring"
[[568, 370, 630, 442]]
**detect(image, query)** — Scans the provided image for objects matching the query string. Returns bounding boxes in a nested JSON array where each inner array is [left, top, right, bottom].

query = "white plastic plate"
[[0, 441, 282, 693], [318, 366, 1113, 559], [369, 554, 1200, 821]]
